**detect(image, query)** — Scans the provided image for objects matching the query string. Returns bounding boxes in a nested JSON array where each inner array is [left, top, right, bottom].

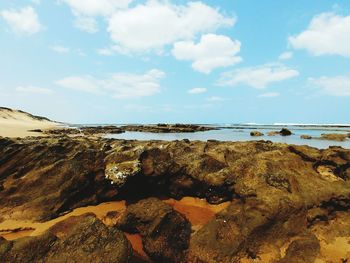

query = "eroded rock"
[[118, 198, 191, 263], [0, 214, 133, 263]]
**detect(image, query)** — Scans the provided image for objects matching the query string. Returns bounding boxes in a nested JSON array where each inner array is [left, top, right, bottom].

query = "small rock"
[[300, 135, 312, 140], [280, 128, 292, 136], [250, 131, 264, 137]]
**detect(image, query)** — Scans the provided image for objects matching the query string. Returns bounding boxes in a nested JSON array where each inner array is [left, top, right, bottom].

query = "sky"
[[0, 0, 350, 124]]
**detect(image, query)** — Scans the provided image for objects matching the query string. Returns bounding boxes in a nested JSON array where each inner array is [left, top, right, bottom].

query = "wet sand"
[[0, 201, 126, 239]]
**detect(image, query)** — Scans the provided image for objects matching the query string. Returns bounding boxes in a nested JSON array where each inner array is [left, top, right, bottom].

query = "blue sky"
[[0, 0, 350, 124]]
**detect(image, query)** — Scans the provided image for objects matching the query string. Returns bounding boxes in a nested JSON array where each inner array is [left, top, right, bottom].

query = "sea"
[[101, 124, 350, 149]]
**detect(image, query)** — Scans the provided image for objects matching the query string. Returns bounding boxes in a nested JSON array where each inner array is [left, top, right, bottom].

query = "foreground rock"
[[0, 137, 118, 222], [0, 214, 133, 263], [118, 198, 191, 263], [0, 136, 350, 262]]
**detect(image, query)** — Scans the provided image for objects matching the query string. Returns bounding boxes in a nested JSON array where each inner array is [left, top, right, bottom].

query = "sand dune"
[[0, 107, 61, 137]]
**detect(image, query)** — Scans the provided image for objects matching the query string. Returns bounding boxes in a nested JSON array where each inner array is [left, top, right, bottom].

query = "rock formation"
[[0, 136, 349, 262], [0, 214, 133, 263]]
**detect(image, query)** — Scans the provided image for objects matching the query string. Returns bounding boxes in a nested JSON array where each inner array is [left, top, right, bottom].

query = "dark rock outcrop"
[[268, 128, 292, 136], [45, 126, 124, 136], [0, 214, 133, 263], [118, 198, 191, 263]]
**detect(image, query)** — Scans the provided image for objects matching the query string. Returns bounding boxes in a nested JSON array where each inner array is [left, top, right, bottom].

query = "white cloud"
[[0, 6, 42, 35], [61, 0, 131, 33], [57, 75, 101, 94], [308, 76, 350, 96], [51, 45, 70, 53], [56, 69, 165, 99], [188, 87, 207, 94], [73, 15, 98, 33], [16, 86, 53, 94], [124, 104, 153, 112], [61, 0, 131, 17], [278, 51, 293, 60], [172, 34, 241, 73], [289, 13, 350, 57], [218, 64, 299, 89], [107, 1, 234, 52], [258, 92, 280, 98], [97, 48, 114, 56], [206, 96, 230, 102]]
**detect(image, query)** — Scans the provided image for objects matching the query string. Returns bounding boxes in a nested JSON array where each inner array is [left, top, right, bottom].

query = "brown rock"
[[118, 198, 191, 263], [250, 131, 264, 136], [0, 214, 133, 263], [280, 128, 292, 136], [300, 135, 312, 140], [319, 133, 349, 141]]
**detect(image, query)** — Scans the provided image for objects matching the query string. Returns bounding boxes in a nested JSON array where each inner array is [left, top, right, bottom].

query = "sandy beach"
[[0, 107, 61, 137]]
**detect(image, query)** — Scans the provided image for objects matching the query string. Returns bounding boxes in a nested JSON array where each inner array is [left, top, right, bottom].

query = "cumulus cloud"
[[278, 51, 293, 60], [172, 34, 241, 73], [188, 88, 207, 94], [107, 1, 234, 52], [258, 92, 280, 98], [289, 13, 350, 57], [218, 64, 299, 89], [0, 6, 42, 35], [56, 69, 165, 99], [308, 76, 350, 96], [16, 86, 53, 94], [60, 0, 132, 33]]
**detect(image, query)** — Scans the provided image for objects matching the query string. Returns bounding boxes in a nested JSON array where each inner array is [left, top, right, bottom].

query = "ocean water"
[[105, 125, 350, 149]]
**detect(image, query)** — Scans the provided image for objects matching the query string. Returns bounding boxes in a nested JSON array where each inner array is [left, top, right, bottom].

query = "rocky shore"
[[43, 124, 216, 137], [0, 136, 349, 262]]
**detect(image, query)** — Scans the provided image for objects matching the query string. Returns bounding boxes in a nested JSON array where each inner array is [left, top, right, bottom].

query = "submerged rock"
[[319, 133, 349, 141], [301, 134, 312, 140]]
